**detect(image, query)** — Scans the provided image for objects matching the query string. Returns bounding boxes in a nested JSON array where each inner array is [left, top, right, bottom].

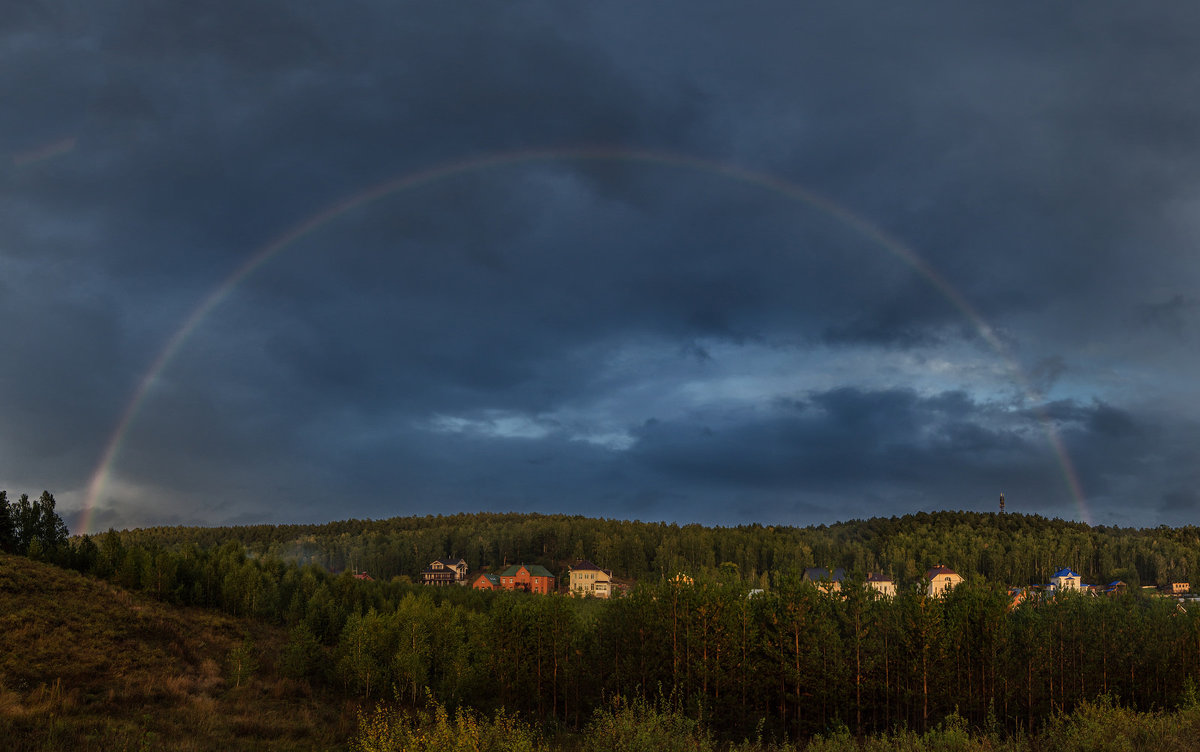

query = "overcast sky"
[[4, 2, 1200, 533]]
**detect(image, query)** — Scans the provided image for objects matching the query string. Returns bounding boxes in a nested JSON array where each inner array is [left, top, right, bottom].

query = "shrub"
[[581, 696, 715, 752], [352, 699, 544, 752]]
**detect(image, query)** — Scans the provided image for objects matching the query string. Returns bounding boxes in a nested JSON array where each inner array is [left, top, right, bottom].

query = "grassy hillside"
[[0, 553, 355, 751]]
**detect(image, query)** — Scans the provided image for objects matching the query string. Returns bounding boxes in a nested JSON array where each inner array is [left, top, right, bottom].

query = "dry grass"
[[0, 553, 355, 751]]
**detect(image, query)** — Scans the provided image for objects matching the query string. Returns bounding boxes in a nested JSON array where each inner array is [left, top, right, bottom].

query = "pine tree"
[[14, 494, 35, 553], [34, 490, 68, 552], [228, 636, 259, 688], [0, 490, 14, 553]]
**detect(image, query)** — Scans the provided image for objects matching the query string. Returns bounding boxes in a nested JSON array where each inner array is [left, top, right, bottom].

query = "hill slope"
[[119, 509, 1200, 589], [0, 554, 354, 752]]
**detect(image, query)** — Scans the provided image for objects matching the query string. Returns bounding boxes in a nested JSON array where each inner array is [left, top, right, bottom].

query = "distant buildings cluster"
[[408, 557, 620, 598], [800, 565, 962, 598], [800, 563, 1194, 606], [1007, 568, 1195, 608], [348, 558, 1194, 606]]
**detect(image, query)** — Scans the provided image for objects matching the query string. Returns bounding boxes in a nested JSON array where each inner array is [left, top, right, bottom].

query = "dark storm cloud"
[[1160, 489, 1199, 514], [620, 388, 1185, 524], [629, 388, 1029, 491], [1138, 295, 1198, 339], [5, 2, 1200, 530]]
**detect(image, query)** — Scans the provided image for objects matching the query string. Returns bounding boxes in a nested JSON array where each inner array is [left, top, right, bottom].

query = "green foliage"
[[227, 636, 259, 688], [1179, 677, 1200, 710], [337, 609, 393, 699], [392, 595, 435, 704], [581, 696, 715, 752], [0, 490, 13, 552], [352, 699, 544, 752], [1038, 696, 1178, 752], [0, 489, 68, 557], [34, 507, 1200, 745], [279, 622, 324, 681], [108, 509, 1200, 592]]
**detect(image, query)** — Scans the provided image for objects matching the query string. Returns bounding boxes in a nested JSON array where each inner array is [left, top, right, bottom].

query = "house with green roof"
[[498, 563, 556, 594]]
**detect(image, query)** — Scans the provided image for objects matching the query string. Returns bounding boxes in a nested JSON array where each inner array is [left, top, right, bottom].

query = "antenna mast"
[[999, 492, 1006, 515]]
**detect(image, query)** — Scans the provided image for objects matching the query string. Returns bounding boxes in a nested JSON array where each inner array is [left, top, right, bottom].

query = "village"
[[401, 558, 1198, 608]]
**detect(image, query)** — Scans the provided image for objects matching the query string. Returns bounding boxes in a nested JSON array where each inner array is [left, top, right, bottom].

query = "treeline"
[[0, 490, 69, 556], [52, 530, 1200, 741], [115, 510, 1199, 589]]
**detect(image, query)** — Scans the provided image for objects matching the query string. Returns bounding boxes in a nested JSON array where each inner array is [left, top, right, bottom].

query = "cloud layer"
[[4, 2, 1200, 531]]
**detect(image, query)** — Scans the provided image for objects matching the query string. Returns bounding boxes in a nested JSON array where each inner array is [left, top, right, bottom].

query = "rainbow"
[[81, 147, 1089, 533]]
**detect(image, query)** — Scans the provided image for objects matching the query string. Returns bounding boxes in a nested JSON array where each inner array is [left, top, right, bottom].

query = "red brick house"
[[471, 573, 501, 590], [499, 564, 556, 594]]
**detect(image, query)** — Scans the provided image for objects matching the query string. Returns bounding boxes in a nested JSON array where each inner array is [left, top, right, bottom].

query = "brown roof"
[[571, 559, 611, 574], [866, 572, 893, 583], [924, 565, 959, 580]]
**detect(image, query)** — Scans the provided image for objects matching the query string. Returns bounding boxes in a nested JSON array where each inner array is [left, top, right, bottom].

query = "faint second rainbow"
[[81, 146, 1090, 534]]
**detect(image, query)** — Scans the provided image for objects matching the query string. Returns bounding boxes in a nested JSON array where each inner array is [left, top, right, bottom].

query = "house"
[[352, 572, 374, 581], [471, 573, 501, 590], [1103, 580, 1127, 597], [568, 559, 614, 598], [1164, 582, 1191, 595], [1049, 567, 1082, 593], [865, 572, 896, 597], [1008, 586, 1032, 610], [1008, 586, 1030, 610], [924, 565, 962, 597], [422, 558, 469, 586], [498, 564, 556, 594], [803, 567, 846, 594]]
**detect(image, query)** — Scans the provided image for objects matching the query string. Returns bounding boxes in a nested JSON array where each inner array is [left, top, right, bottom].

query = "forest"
[[4, 494, 1200, 749], [116, 508, 1199, 590]]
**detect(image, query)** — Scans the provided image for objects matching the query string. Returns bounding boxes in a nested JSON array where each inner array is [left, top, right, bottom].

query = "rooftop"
[[500, 563, 555, 579], [803, 567, 846, 582], [924, 565, 959, 580], [570, 559, 610, 574]]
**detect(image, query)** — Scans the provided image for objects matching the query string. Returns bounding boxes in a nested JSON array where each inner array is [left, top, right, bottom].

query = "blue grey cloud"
[[3, 2, 1200, 531]]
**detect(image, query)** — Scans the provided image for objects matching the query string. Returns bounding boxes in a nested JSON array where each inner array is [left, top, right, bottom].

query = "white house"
[[1049, 567, 1082, 592], [924, 565, 963, 597], [568, 559, 613, 598]]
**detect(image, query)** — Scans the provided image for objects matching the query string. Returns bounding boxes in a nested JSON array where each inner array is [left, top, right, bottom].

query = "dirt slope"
[[0, 554, 354, 751]]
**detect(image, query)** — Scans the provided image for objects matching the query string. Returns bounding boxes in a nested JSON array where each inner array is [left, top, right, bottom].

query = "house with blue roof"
[[1049, 567, 1083, 593], [1103, 580, 1127, 597]]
